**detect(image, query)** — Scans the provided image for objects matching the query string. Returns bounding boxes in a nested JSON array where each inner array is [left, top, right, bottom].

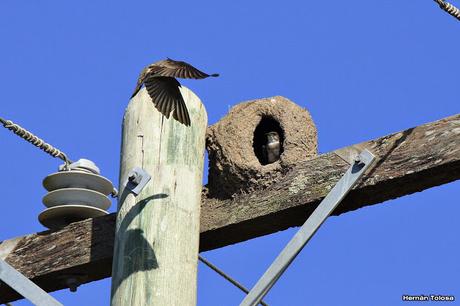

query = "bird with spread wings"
[[131, 58, 219, 126]]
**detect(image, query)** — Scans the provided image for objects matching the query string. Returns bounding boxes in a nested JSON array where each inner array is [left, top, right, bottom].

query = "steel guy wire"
[[0, 116, 72, 169], [434, 0, 460, 20], [198, 255, 269, 306]]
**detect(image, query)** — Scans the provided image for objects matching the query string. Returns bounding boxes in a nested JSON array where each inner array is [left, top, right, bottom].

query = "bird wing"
[[149, 58, 215, 79], [131, 68, 150, 98], [131, 79, 144, 98], [144, 76, 191, 126]]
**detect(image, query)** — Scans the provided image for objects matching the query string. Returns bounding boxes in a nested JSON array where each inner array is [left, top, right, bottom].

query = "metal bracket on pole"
[[240, 149, 376, 306], [123, 167, 151, 196], [0, 259, 63, 306]]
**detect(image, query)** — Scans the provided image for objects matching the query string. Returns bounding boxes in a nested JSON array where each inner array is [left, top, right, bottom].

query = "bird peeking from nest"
[[262, 131, 281, 164], [131, 58, 219, 126]]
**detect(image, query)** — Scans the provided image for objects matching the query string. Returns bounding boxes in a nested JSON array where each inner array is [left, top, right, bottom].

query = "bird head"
[[265, 131, 280, 143]]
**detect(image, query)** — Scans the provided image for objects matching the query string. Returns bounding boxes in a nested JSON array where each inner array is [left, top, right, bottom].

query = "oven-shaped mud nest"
[[206, 96, 317, 199]]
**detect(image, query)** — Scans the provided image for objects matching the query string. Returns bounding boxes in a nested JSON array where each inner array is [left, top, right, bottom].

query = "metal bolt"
[[66, 277, 80, 292], [111, 187, 119, 198], [128, 173, 141, 185], [354, 155, 362, 164]]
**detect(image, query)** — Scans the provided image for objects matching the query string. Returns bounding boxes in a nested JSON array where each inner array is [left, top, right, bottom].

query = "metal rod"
[[240, 150, 375, 306], [0, 259, 63, 306], [198, 255, 269, 306]]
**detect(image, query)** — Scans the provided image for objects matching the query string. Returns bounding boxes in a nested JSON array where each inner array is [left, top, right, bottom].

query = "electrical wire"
[[198, 255, 269, 306]]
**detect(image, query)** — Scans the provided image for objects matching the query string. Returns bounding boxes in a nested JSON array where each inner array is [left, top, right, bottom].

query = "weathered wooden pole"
[[111, 87, 207, 305]]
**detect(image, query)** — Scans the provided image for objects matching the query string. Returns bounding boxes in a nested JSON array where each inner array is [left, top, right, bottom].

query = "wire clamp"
[[124, 167, 151, 195]]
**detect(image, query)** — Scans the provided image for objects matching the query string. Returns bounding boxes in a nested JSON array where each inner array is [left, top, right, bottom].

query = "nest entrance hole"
[[253, 116, 284, 165]]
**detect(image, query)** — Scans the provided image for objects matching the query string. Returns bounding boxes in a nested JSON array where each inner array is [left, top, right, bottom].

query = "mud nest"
[[206, 96, 317, 199]]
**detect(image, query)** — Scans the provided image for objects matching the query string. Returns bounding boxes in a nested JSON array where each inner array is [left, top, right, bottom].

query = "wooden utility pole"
[[110, 87, 207, 305]]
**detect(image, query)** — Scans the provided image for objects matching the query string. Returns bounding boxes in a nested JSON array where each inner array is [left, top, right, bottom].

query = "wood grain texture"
[[0, 113, 459, 303], [110, 87, 207, 306]]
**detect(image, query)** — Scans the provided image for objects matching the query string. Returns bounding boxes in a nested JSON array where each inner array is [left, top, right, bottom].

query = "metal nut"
[[66, 277, 80, 292]]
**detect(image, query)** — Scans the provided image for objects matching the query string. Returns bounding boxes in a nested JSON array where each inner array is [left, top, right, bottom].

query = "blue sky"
[[0, 1, 459, 305]]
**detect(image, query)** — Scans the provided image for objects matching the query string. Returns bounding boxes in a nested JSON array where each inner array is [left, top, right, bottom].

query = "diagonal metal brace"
[[240, 149, 376, 306], [0, 258, 63, 306]]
